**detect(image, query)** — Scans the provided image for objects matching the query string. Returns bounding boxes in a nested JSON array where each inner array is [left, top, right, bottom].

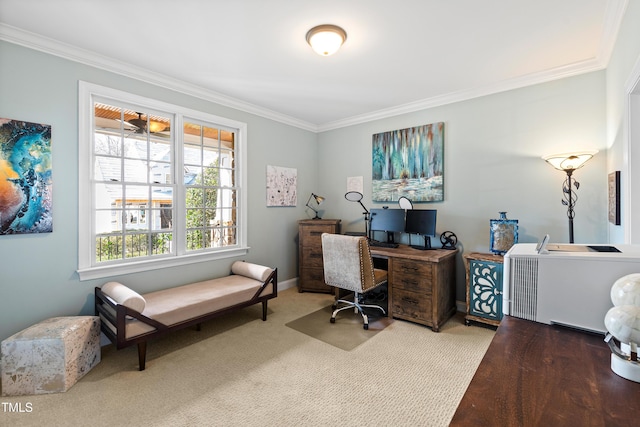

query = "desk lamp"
[[345, 191, 371, 240], [305, 193, 325, 219], [604, 273, 640, 383], [542, 151, 597, 243]]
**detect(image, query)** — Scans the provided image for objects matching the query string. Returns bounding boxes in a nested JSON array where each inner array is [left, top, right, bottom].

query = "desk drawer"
[[392, 288, 431, 323], [392, 259, 433, 293]]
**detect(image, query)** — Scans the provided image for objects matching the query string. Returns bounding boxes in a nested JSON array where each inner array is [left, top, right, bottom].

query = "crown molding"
[[599, 0, 629, 65], [0, 23, 319, 133], [318, 57, 607, 132], [1, 0, 628, 135]]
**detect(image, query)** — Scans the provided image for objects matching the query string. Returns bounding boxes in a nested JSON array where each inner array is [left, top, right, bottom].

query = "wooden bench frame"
[[94, 268, 277, 370]]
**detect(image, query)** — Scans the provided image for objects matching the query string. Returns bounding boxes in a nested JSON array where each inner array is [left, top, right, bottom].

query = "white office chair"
[[321, 233, 387, 329]]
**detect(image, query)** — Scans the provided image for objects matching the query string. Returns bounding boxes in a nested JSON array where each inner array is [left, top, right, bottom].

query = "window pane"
[[124, 158, 148, 183], [94, 132, 122, 156], [125, 233, 148, 258], [96, 209, 122, 233], [125, 185, 149, 204], [95, 183, 122, 209], [204, 188, 217, 209], [186, 208, 204, 228], [150, 208, 172, 231], [185, 188, 202, 208], [151, 232, 172, 255], [186, 229, 204, 251], [123, 135, 147, 159], [96, 235, 123, 262], [125, 207, 148, 231], [184, 166, 201, 185], [95, 156, 121, 182]]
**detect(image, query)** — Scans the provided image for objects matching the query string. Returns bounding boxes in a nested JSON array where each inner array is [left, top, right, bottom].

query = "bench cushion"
[[141, 275, 263, 325], [101, 281, 146, 312], [231, 260, 273, 282]]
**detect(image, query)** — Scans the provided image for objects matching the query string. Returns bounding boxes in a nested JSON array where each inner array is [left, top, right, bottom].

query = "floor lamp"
[[543, 151, 597, 243]]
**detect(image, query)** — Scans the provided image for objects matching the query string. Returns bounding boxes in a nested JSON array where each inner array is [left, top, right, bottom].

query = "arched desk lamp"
[[305, 193, 325, 219], [345, 191, 371, 239]]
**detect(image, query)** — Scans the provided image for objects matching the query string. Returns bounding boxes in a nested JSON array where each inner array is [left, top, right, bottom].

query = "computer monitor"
[[404, 209, 437, 249], [370, 208, 405, 243]]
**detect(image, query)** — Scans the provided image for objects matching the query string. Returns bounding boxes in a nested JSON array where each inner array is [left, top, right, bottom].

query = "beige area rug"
[[0, 288, 495, 427], [285, 304, 394, 350]]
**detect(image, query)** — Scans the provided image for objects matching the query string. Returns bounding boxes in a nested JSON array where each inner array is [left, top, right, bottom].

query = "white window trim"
[[77, 81, 248, 281]]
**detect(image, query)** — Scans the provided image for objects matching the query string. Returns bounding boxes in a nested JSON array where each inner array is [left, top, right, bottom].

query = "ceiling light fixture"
[[306, 24, 347, 56]]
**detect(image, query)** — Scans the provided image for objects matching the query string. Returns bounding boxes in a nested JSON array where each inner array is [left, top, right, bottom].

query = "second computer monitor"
[[405, 209, 437, 249], [370, 208, 405, 243]]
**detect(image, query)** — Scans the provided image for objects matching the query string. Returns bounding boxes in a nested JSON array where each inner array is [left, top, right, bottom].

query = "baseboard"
[[279, 277, 298, 291], [456, 300, 466, 314]]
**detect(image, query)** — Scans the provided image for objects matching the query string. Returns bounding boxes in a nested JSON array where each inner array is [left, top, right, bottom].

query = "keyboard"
[[369, 240, 399, 248]]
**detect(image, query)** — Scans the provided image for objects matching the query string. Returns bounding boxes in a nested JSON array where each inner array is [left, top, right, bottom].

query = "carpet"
[[285, 303, 394, 350]]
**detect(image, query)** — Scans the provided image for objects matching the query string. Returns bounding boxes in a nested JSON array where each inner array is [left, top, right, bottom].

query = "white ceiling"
[[0, 0, 628, 131]]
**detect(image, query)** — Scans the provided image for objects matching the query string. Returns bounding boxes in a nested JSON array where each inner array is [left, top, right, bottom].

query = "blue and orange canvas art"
[[0, 118, 52, 234]]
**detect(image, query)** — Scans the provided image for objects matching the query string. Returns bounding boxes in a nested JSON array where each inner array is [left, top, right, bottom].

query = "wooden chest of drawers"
[[298, 219, 341, 293]]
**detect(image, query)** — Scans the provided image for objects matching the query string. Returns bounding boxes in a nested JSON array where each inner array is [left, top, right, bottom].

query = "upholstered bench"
[[94, 260, 277, 371], [1, 316, 101, 396]]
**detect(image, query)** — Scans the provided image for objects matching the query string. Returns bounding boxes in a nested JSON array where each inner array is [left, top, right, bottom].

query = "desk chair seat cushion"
[[321, 233, 387, 294]]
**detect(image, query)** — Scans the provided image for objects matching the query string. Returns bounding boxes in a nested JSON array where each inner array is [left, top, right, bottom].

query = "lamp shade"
[[542, 151, 597, 171], [306, 24, 347, 56]]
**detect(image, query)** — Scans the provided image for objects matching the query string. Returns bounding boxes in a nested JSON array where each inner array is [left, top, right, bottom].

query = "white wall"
[[317, 71, 608, 301], [606, 0, 640, 243]]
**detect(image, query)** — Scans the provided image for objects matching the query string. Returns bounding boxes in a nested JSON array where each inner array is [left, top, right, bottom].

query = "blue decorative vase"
[[490, 212, 518, 255]]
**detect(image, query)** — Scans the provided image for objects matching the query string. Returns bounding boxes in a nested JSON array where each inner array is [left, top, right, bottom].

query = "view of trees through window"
[[92, 102, 236, 263]]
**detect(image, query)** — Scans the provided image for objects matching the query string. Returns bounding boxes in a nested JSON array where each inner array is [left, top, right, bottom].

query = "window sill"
[[77, 246, 249, 281]]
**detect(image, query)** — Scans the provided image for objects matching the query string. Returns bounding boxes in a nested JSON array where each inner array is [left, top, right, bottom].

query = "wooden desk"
[[370, 245, 457, 332], [450, 316, 640, 426]]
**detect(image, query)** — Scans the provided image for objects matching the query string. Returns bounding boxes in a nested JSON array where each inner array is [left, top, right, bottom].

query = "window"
[[78, 82, 247, 280]]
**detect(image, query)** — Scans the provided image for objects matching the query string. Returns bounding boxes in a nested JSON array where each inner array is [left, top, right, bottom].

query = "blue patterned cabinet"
[[464, 252, 504, 327]]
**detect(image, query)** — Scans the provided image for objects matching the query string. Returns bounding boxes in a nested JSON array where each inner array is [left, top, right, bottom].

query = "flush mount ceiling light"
[[306, 24, 347, 56]]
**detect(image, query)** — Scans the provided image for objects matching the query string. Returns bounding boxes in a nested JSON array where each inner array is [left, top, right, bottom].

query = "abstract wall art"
[[266, 165, 297, 207], [372, 122, 444, 202], [0, 118, 52, 234], [608, 170, 621, 225]]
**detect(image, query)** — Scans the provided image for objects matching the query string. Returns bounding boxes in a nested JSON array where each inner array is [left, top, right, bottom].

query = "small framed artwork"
[[266, 165, 297, 207], [608, 171, 620, 225]]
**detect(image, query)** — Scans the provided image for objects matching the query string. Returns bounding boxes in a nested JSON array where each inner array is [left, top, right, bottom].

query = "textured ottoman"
[[1, 316, 101, 396]]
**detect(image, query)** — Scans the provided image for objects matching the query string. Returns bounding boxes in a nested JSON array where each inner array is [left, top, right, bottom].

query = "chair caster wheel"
[[363, 324, 369, 330], [330, 317, 336, 323]]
